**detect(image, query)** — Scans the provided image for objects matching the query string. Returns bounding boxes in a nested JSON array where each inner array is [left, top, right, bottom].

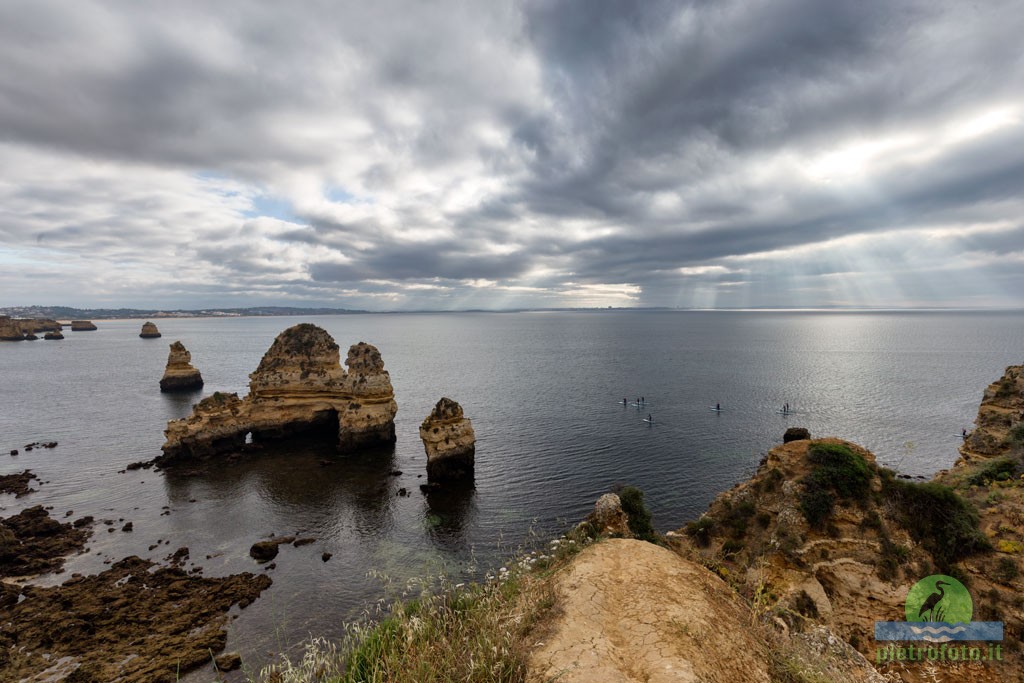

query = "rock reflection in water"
[[423, 479, 477, 551], [161, 437, 399, 537]]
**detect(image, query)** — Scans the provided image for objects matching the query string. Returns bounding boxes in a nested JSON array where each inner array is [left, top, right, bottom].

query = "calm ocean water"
[[1, 310, 1021, 676]]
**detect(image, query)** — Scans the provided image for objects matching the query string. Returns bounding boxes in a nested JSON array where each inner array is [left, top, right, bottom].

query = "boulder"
[[0, 316, 24, 341], [159, 325, 397, 464], [783, 426, 811, 443], [584, 493, 632, 537], [419, 397, 476, 480], [214, 652, 242, 672], [159, 341, 204, 392], [139, 321, 162, 338], [70, 320, 97, 331]]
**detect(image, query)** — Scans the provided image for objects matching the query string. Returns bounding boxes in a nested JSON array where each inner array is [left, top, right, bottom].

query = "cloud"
[[0, 0, 1022, 309]]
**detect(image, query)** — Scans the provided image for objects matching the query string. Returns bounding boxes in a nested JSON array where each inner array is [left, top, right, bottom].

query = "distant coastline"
[[3, 304, 1023, 321]]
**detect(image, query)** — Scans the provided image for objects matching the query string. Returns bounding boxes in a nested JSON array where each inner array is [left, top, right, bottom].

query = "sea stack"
[[419, 397, 476, 480], [43, 330, 64, 340], [70, 320, 97, 331], [159, 341, 204, 392], [140, 321, 162, 338], [0, 316, 24, 341], [159, 324, 397, 464]]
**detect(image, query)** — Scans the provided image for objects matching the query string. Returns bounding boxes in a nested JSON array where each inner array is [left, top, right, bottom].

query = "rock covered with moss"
[[160, 325, 397, 464], [419, 397, 476, 480]]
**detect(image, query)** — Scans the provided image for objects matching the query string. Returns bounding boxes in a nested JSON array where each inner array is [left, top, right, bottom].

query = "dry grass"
[[253, 528, 593, 683]]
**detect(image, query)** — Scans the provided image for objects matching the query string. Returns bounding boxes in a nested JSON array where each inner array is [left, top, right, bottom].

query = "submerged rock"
[[0, 555, 271, 682], [159, 341, 204, 392], [140, 321, 162, 338], [70, 320, 97, 331], [0, 505, 92, 577], [159, 324, 397, 464], [249, 537, 294, 562], [0, 469, 38, 497], [420, 397, 476, 481]]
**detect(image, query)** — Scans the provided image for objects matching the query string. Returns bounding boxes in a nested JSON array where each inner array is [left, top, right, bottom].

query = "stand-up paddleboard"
[[642, 418, 654, 423], [710, 407, 724, 412]]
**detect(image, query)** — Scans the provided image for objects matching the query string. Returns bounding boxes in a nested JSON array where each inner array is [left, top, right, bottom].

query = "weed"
[[798, 443, 872, 529], [684, 516, 715, 547], [881, 472, 991, 571], [994, 557, 1020, 584], [618, 486, 656, 542], [966, 458, 1019, 487]]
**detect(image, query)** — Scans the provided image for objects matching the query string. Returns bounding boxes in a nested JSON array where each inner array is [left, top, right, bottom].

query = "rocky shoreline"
[[3, 326, 1020, 681]]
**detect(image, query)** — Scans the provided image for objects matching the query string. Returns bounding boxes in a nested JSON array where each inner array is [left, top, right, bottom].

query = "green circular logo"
[[905, 574, 972, 624]]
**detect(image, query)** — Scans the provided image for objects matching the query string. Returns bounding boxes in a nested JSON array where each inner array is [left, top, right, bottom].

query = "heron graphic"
[[918, 580, 949, 622]]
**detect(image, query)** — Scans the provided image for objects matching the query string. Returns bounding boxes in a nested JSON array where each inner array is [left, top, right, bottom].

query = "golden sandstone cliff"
[[159, 341, 204, 392], [533, 367, 1024, 683], [419, 397, 476, 480], [159, 324, 397, 464], [665, 364, 1024, 682]]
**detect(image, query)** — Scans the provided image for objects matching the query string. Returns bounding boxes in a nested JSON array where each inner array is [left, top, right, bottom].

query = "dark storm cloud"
[[0, 0, 1022, 308]]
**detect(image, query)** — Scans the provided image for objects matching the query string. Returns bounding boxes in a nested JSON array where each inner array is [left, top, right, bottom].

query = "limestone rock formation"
[[420, 397, 476, 480], [160, 341, 204, 392], [43, 330, 64, 340], [0, 316, 24, 341], [70, 320, 97, 331], [140, 321, 162, 338], [17, 319, 61, 334], [583, 493, 631, 537], [959, 364, 1024, 463], [159, 324, 397, 464]]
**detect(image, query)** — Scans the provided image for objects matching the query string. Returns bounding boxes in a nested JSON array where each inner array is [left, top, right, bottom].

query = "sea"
[[1, 310, 1021, 678]]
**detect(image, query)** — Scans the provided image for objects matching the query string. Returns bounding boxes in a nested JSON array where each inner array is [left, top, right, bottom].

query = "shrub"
[[966, 457, 1020, 486], [994, 557, 1020, 584], [793, 590, 819, 618], [995, 378, 1017, 399], [618, 486, 656, 542], [1006, 423, 1024, 448], [722, 539, 744, 556], [798, 443, 873, 529], [756, 512, 772, 528], [684, 516, 715, 547], [882, 477, 991, 570], [721, 499, 757, 539]]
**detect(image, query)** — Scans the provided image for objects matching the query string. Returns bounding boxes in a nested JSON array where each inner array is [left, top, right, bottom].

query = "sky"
[[1, 0, 1023, 311]]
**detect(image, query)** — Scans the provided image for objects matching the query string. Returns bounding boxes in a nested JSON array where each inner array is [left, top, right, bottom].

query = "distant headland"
[[0, 305, 370, 320]]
